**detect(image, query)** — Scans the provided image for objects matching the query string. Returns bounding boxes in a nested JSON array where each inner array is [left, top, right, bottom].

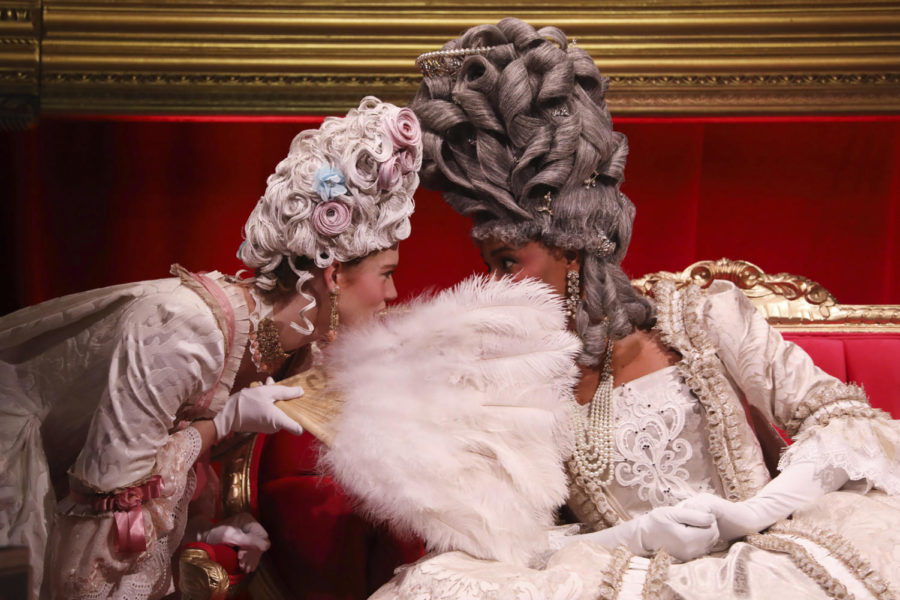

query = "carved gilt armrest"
[[177, 433, 262, 599], [178, 544, 231, 600]]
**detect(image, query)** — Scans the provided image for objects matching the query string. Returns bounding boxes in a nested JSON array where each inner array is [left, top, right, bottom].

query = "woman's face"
[[478, 237, 573, 297], [273, 246, 400, 350], [334, 245, 400, 327]]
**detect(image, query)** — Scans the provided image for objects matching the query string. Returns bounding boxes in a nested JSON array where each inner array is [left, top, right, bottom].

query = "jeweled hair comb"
[[415, 45, 499, 78]]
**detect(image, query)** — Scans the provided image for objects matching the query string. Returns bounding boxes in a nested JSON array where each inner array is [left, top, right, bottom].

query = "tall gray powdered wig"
[[410, 18, 654, 366]]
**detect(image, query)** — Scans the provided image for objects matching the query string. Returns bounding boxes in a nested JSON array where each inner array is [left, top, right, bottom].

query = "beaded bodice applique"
[[574, 366, 723, 520]]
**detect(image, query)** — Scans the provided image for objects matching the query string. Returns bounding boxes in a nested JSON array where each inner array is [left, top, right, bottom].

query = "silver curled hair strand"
[[287, 264, 317, 335]]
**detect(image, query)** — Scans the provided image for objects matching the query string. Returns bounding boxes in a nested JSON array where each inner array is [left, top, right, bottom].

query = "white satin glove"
[[679, 461, 849, 542], [558, 505, 720, 562], [195, 512, 271, 573], [212, 377, 305, 441]]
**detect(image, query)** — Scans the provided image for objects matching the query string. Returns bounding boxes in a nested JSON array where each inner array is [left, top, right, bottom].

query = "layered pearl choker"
[[572, 338, 616, 485]]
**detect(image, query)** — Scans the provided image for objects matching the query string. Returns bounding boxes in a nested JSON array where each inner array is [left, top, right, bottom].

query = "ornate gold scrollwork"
[[632, 258, 900, 331], [213, 433, 258, 517], [0, 1, 898, 124], [179, 547, 230, 600], [0, 1, 40, 128]]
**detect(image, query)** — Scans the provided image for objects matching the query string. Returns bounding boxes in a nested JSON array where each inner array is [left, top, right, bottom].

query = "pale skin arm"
[[190, 420, 218, 455]]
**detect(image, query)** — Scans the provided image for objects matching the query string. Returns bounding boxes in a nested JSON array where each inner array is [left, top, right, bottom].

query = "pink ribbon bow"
[[88, 475, 164, 553]]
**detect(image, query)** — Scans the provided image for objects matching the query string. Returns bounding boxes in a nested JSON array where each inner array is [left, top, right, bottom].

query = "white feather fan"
[[321, 275, 581, 567]]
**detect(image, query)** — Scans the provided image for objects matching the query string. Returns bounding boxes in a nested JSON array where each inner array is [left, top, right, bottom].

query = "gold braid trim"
[[651, 281, 751, 501], [769, 520, 898, 600], [785, 381, 884, 437], [566, 461, 622, 531], [597, 546, 633, 600], [642, 551, 673, 600], [745, 532, 853, 600]]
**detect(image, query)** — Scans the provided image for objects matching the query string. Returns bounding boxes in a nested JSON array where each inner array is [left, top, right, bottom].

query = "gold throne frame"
[[632, 258, 900, 331], [2, 1, 900, 128]]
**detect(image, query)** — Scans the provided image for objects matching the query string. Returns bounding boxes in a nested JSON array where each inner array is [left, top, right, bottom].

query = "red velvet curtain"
[[1, 115, 898, 316]]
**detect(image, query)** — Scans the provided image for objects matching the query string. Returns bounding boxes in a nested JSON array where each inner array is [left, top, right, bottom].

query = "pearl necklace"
[[572, 338, 615, 485]]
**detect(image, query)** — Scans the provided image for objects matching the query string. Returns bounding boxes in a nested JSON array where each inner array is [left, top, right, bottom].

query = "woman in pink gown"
[[0, 96, 422, 599]]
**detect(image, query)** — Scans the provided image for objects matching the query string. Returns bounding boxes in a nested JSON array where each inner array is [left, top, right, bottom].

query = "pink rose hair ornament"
[[312, 201, 353, 237], [378, 106, 422, 190]]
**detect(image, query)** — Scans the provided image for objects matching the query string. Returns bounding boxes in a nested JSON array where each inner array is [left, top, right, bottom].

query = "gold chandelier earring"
[[328, 287, 340, 342]]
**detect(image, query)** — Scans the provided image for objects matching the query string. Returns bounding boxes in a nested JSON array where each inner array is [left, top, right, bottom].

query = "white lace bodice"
[[579, 366, 723, 518]]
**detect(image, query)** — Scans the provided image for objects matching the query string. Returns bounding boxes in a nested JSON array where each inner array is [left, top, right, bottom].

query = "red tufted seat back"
[[785, 332, 900, 418]]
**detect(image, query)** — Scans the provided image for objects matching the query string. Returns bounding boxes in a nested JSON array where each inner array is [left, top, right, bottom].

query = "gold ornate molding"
[[178, 547, 230, 600], [0, 1, 898, 125], [214, 433, 257, 517], [0, 1, 40, 129], [632, 258, 900, 331]]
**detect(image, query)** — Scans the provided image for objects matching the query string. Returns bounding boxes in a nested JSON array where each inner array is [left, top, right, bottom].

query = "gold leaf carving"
[[2, 1, 899, 122], [633, 258, 900, 330], [178, 547, 230, 600]]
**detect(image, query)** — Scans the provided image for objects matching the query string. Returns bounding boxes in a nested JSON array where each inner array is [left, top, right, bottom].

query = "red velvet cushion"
[[783, 332, 900, 417], [256, 431, 424, 600]]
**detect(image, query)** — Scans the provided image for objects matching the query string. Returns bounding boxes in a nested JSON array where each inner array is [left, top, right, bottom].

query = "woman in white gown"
[[322, 20, 900, 599], [0, 96, 422, 599]]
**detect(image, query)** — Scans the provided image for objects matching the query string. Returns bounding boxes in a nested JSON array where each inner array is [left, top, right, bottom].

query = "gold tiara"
[[415, 45, 499, 79]]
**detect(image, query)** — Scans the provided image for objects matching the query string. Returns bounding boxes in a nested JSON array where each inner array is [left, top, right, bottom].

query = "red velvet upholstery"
[[5, 117, 900, 319], [784, 332, 900, 417], [254, 431, 425, 599]]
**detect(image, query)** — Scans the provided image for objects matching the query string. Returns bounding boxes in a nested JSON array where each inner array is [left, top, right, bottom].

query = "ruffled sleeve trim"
[[783, 381, 871, 438], [59, 427, 204, 517], [203, 271, 250, 414], [779, 410, 900, 495], [651, 280, 762, 501], [171, 265, 250, 417]]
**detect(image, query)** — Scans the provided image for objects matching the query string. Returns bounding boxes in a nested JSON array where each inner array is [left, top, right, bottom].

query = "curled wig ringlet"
[[410, 18, 654, 366], [239, 96, 421, 334]]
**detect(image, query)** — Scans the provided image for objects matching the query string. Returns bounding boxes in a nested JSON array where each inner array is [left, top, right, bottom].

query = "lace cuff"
[[48, 427, 203, 599], [779, 410, 900, 495]]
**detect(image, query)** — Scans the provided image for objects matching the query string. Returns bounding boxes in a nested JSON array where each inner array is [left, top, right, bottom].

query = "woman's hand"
[[627, 505, 720, 561], [677, 494, 767, 542], [212, 378, 305, 440], [194, 512, 270, 572], [557, 505, 720, 562]]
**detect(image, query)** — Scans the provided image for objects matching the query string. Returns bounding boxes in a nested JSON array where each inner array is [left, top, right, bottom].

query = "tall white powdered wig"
[[238, 96, 421, 332]]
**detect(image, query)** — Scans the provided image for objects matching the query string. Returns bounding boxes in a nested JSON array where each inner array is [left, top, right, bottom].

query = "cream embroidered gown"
[[370, 281, 900, 600], [0, 268, 250, 599]]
